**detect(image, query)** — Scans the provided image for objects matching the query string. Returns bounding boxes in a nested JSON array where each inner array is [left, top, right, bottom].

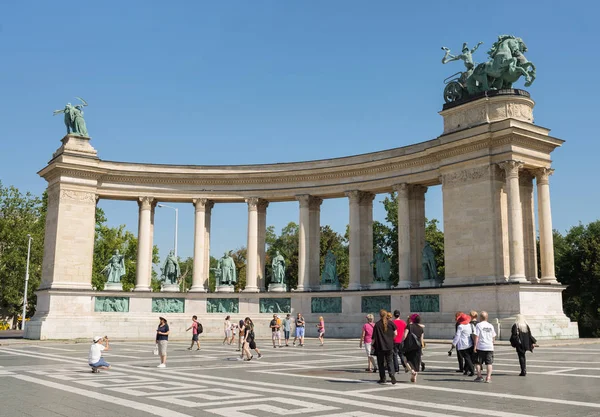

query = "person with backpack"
[[403, 314, 424, 383], [451, 313, 475, 376], [510, 314, 538, 376], [359, 314, 377, 372], [186, 315, 202, 351]]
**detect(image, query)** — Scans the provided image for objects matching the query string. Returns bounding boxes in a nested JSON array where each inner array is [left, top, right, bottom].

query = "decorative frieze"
[[311, 297, 342, 314], [207, 298, 239, 313], [259, 298, 291, 314], [95, 297, 129, 312], [441, 166, 490, 186], [361, 295, 391, 314], [152, 298, 185, 313], [60, 189, 97, 204], [410, 294, 440, 313]]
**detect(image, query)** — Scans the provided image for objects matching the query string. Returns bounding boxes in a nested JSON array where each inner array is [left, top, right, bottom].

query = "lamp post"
[[157, 204, 178, 258], [22, 234, 33, 333]]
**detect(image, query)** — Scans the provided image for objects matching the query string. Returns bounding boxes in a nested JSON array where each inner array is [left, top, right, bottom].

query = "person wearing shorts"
[[317, 316, 325, 346], [293, 313, 305, 346], [237, 319, 245, 353], [473, 311, 496, 383], [88, 335, 110, 373], [156, 317, 170, 368], [282, 314, 292, 346], [186, 315, 201, 351], [270, 314, 282, 348]]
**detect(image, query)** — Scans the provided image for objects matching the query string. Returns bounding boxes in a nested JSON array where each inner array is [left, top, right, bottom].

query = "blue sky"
[[0, 1, 597, 262]]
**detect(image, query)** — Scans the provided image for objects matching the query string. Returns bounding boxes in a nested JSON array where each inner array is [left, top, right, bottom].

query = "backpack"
[[196, 322, 203, 334]]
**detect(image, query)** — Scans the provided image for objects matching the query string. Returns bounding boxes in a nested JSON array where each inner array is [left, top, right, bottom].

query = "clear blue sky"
[[0, 1, 597, 262]]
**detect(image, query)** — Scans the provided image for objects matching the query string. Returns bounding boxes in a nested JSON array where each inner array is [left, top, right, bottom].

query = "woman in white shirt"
[[223, 316, 233, 345], [451, 314, 475, 376]]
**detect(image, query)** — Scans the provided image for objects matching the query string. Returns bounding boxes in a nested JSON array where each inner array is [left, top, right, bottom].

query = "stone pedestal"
[[105, 282, 123, 291], [369, 281, 391, 290], [320, 284, 341, 291], [161, 284, 179, 293], [268, 283, 286, 293], [53, 134, 98, 159], [419, 279, 438, 288], [216, 285, 235, 293]]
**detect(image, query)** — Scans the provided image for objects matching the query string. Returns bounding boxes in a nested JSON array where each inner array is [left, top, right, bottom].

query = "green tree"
[[0, 182, 45, 327], [425, 218, 445, 279], [555, 221, 600, 337], [178, 256, 194, 292]]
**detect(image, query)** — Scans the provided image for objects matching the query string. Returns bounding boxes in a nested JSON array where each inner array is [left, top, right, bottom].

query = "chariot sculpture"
[[441, 35, 536, 104]]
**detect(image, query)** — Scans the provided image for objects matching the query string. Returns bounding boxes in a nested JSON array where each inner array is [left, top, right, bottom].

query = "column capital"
[[257, 199, 269, 211], [192, 198, 212, 212], [308, 196, 323, 210], [498, 160, 524, 178], [392, 183, 410, 198], [358, 191, 375, 204], [245, 197, 260, 211], [411, 184, 428, 197], [138, 196, 155, 210], [519, 170, 535, 185], [533, 167, 554, 185], [344, 190, 362, 203]]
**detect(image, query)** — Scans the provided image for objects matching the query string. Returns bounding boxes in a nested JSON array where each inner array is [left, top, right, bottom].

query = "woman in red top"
[[392, 310, 408, 372], [359, 314, 377, 372]]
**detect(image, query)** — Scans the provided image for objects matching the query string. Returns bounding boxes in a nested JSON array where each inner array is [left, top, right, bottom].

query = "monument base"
[[419, 280, 439, 288], [268, 283, 286, 293], [216, 285, 235, 293], [369, 282, 391, 290], [161, 284, 179, 292], [25, 284, 579, 341], [105, 282, 123, 291], [320, 284, 341, 291]]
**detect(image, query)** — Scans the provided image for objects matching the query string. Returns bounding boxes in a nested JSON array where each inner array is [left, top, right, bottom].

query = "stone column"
[[498, 161, 527, 282], [393, 184, 411, 288], [359, 192, 375, 288], [346, 191, 362, 290], [244, 198, 260, 292], [148, 201, 157, 282], [296, 195, 311, 291], [191, 198, 209, 292], [257, 200, 269, 291], [410, 185, 427, 286], [535, 168, 557, 284], [135, 197, 154, 291], [519, 171, 538, 283], [309, 197, 323, 290], [203, 201, 214, 287]]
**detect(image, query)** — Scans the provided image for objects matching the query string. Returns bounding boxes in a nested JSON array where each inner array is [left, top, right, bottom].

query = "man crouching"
[[89, 335, 111, 373]]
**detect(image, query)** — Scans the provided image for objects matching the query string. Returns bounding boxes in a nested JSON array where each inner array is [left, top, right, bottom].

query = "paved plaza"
[[0, 338, 599, 417]]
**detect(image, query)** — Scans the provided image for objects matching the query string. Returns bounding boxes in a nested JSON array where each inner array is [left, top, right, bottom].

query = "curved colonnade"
[[29, 93, 578, 340]]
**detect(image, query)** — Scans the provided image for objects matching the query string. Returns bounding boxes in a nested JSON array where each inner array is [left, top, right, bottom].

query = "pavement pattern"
[[0, 338, 599, 417]]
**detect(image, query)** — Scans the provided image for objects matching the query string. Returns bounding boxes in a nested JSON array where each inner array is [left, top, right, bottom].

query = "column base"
[[508, 275, 529, 283], [105, 282, 123, 291], [394, 280, 412, 289], [345, 283, 361, 291], [419, 279, 439, 288], [320, 284, 341, 291], [189, 286, 207, 293], [293, 285, 308, 292], [268, 283, 286, 293], [161, 284, 180, 292], [134, 285, 151, 292], [539, 277, 559, 284], [242, 286, 259, 293]]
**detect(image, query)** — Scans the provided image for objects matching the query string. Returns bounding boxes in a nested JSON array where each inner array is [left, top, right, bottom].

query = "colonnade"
[[129, 160, 557, 293]]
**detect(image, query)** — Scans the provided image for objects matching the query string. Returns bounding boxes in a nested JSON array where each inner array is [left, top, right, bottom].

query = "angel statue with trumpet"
[[53, 97, 89, 137]]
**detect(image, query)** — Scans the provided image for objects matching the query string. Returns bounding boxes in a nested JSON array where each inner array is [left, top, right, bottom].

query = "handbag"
[[153, 344, 159, 355]]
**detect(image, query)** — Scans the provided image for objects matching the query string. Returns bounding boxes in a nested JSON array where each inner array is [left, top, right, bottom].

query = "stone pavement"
[[0, 338, 599, 417]]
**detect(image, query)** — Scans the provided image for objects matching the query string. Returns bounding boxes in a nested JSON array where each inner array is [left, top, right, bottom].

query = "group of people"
[[449, 311, 537, 381], [360, 310, 425, 384], [88, 310, 538, 379]]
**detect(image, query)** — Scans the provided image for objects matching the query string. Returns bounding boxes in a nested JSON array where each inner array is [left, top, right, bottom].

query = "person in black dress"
[[371, 309, 397, 385], [403, 313, 425, 383]]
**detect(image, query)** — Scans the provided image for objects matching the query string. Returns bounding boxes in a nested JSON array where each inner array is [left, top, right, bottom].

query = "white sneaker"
[[157, 363, 166, 368]]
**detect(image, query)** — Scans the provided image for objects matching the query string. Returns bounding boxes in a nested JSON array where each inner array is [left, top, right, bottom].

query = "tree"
[[0, 182, 45, 327], [425, 218, 445, 279], [555, 221, 600, 337], [92, 208, 159, 292]]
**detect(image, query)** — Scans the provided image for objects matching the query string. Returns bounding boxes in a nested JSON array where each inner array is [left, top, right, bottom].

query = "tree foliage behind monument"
[[0, 182, 45, 326], [555, 221, 600, 337]]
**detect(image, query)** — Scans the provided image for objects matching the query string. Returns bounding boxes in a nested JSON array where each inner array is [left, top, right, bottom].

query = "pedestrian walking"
[[237, 318, 245, 352], [451, 313, 475, 376], [449, 312, 465, 373], [372, 309, 397, 385], [473, 311, 496, 383], [359, 314, 377, 373], [270, 314, 282, 348], [223, 315, 233, 345], [186, 315, 201, 351], [89, 335, 110, 373], [293, 313, 305, 346], [282, 314, 292, 346], [510, 314, 538, 376], [403, 314, 424, 383], [156, 317, 170, 368], [242, 317, 262, 361], [392, 310, 408, 373], [317, 316, 325, 346]]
